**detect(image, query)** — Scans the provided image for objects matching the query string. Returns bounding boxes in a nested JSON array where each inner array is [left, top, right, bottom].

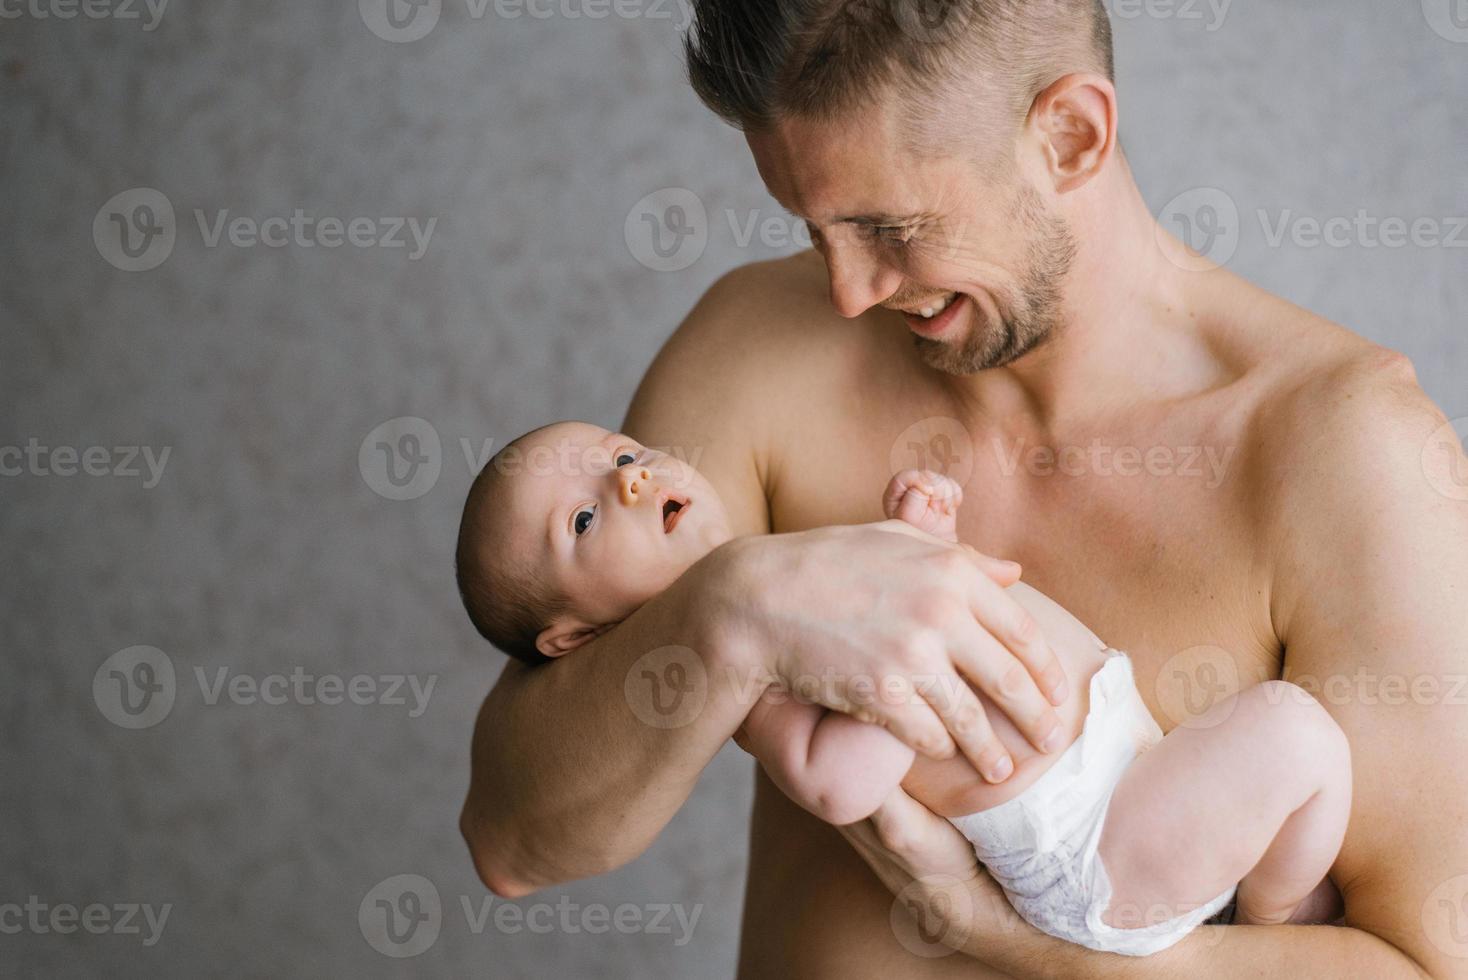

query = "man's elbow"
[[460, 808, 536, 899]]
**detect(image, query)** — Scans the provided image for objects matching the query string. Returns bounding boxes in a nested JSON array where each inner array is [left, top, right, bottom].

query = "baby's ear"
[[535, 616, 612, 658]]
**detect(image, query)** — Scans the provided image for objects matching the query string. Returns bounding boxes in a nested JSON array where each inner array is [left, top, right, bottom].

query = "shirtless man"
[[460, 2, 1468, 976]]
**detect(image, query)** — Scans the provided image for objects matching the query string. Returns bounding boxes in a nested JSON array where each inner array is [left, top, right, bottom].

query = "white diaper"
[[948, 650, 1236, 956]]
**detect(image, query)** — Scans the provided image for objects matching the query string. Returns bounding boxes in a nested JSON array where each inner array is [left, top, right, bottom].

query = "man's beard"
[[913, 187, 1078, 376]]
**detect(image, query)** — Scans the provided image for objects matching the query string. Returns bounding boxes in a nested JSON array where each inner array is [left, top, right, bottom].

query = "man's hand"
[[839, 788, 1046, 960], [729, 521, 1070, 783]]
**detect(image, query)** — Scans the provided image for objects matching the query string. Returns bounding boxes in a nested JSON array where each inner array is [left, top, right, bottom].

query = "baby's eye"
[[573, 506, 595, 536], [615, 451, 637, 467]]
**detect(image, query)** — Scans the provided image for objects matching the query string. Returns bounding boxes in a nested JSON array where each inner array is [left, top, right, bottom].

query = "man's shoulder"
[[626, 253, 886, 431], [1251, 324, 1450, 530], [662, 252, 878, 369], [624, 254, 887, 532]]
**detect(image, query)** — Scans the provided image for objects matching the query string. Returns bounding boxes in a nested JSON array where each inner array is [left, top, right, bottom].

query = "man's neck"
[[943, 159, 1231, 436]]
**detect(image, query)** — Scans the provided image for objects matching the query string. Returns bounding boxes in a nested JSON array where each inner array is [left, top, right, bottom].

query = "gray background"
[[2, 1, 1464, 976]]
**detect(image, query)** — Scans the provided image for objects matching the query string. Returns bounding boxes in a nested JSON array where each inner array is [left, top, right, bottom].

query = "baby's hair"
[[454, 435, 568, 666]]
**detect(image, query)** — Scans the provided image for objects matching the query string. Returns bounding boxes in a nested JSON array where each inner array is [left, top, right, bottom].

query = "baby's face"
[[495, 422, 732, 629]]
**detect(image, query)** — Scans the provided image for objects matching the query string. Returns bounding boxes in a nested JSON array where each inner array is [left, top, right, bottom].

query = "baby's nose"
[[619, 467, 654, 506]]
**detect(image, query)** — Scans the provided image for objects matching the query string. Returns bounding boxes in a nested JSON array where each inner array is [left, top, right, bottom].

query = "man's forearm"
[[459, 543, 763, 896], [974, 919, 1429, 980], [1015, 921, 1426, 979]]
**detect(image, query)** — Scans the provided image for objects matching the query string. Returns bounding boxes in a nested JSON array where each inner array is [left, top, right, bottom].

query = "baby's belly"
[[901, 641, 1109, 818]]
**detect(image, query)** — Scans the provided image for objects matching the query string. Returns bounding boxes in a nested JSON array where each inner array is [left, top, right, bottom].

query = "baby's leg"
[[1098, 680, 1352, 929]]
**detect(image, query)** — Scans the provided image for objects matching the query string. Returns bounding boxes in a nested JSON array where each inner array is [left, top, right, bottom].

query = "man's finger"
[[957, 579, 1067, 751], [843, 674, 957, 762], [916, 673, 1011, 783], [865, 787, 980, 881]]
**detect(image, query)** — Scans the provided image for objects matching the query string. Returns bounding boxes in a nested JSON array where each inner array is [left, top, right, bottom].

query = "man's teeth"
[[915, 293, 957, 318]]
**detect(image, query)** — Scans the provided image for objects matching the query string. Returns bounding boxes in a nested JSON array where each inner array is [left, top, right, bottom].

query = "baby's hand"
[[883, 469, 963, 543]]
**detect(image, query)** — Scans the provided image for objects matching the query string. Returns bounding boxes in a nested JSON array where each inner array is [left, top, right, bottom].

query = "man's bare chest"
[[767, 410, 1282, 724]]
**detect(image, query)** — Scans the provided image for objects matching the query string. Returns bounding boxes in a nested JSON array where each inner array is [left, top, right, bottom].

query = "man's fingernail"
[[1050, 677, 1069, 704], [989, 756, 1013, 781], [1041, 725, 1065, 753]]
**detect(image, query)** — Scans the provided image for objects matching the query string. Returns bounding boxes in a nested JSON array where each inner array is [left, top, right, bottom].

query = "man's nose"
[[824, 240, 901, 319], [618, 466, 654, 506]]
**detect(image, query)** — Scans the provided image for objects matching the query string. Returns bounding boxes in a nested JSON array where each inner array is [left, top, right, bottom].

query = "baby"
[[456, 421, 1351, 955]]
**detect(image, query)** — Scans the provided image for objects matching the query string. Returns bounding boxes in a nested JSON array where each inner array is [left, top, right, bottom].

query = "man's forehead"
[[748, 106, 917, 223]]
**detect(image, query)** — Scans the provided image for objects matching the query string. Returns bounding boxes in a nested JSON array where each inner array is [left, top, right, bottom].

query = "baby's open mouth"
[[660, 493, 688, 533]]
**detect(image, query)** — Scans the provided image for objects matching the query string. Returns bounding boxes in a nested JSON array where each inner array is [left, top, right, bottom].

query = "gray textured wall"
[[2, 1, 1464, 976]]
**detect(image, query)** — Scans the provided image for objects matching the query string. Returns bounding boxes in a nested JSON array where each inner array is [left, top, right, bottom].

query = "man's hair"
[[455, 445, 568, 667], [685, 0, 1113, 155]]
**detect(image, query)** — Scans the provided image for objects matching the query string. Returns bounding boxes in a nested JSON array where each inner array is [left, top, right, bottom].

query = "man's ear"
[[535, 616, 612, 658], [1028, 72, 1117, 194]]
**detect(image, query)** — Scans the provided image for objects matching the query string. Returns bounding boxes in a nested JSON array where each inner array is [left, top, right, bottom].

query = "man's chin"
[[912, 332, 1003, 376], [913, 317, 1056, 375]]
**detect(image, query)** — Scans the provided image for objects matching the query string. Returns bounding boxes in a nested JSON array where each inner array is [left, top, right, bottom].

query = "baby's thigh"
[[1098, 681, 1339, 925]]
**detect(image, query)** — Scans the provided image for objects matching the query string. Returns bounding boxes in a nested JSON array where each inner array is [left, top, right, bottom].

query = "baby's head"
[[456, 421, 731, 664]]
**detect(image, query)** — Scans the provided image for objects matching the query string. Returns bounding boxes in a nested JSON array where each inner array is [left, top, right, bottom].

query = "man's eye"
[[874, 225, 914, 246], [615, 452, 637, 467], [573, 506, 595, 536]]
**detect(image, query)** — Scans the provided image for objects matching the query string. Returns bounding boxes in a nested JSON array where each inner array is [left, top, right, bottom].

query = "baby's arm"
[[884, 469, 963, 542], [738, 691, 916, 826]]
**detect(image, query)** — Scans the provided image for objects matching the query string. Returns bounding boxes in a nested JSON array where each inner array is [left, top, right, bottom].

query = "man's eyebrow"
[[778, 203, 916, 227], [837, 212, 922, 225]]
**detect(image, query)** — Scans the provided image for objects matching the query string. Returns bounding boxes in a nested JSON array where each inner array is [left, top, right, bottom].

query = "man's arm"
[[461, 264, 1068, 896], [841, 352, 1468, 978], [460, 268, 776, 896]]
